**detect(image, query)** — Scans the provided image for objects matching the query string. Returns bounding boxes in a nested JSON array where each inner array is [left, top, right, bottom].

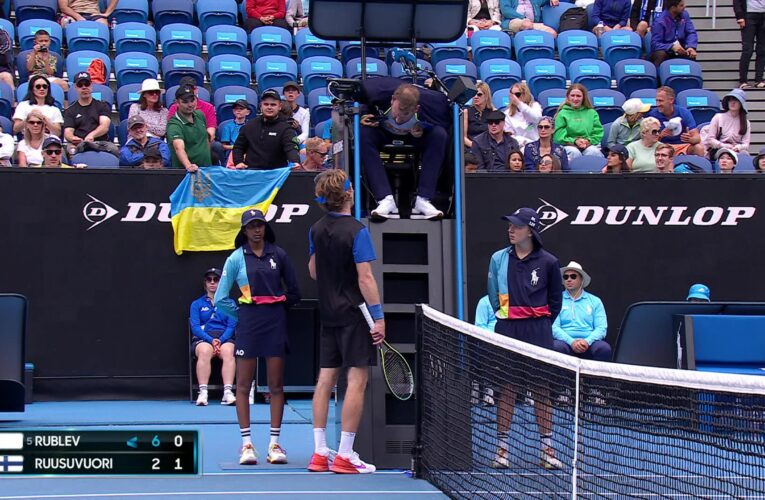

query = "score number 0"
[[151, 435, 186, 471]]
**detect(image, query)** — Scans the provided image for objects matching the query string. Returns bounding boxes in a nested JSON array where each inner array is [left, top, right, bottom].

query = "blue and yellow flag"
[[169, 166, 291, 255]]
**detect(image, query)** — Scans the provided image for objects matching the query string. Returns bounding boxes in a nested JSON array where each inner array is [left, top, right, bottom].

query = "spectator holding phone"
[[27, 30, 68, 93]]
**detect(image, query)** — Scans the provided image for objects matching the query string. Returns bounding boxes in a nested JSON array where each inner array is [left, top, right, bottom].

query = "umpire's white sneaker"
[[411, 196, 443, 220], [195, 391, 208, 406], [371, 196, 399, 221], [221, 390, 236, 405]]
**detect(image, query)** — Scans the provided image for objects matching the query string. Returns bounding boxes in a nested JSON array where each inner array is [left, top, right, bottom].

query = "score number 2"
[[151, 435, 185, 471]]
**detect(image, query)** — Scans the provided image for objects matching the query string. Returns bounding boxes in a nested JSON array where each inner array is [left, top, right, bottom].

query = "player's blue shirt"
[[308, 213, 376, 263]]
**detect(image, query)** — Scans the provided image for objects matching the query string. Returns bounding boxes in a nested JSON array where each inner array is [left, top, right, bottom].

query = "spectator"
[[604, 144, 630, 173], [301, 137, 330, 171], [654, 143, 675, 172], [503, 83, 542, 150], [715, 148, 737, 173], [244, 0, 292, 32], [63, 72, 117, 157], [168, 76, 223, 163], [647, 86, 704, 156], [26, 30, 68, 93], [283, 81, 310, 144], [704, 88, 751, 155], [649, 0, 698, 66], [286, 0, 308, 29], [13, 75, 64, 137], [221, 99, 251, 164], [190, 267, 238, 406], [58, 0, 117, 27], [591, 0, 632, 34], [465, 152, 480, 172], [552, 261, 611, 361], [140, 146, 165, 170], [0, 123, 14, 166], [40, 136, 73, 168], [554, 84, 604, 160], [119, 115, 171, 168], [687, 283, 711, 302], [472, 109, 521, 171], [607, 98, 650, 147], [17, 109, 50, 167], [524, 116, 569, 171], [537, 153, 561, 173], [464, 82, 494, 150], [467, 0, 502, 32], [626, 117, 662, 172], [0, 24, 13, 91], [166, 85, 212, 172], [507, 149, 525, 172], [128, 79, 168, 139], [233, 89, 301, 171], [500, 0, 559, 37], [735, 0, 765, 88], [754, 148, 765, 172], [631, 0, 663, 36]]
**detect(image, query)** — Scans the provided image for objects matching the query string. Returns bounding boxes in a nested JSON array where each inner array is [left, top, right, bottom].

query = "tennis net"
[[415, 305, 765, 498]]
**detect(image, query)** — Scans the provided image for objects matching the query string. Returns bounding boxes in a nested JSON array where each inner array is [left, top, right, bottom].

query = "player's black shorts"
[[320, 316, 377, 368]]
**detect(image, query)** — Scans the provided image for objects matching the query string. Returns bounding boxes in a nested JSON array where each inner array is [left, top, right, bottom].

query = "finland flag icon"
[[0, 455, 23, 473]]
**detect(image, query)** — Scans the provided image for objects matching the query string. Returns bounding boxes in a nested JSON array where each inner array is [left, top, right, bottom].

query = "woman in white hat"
[[703, 88, 751, 155], [552, 261, 611, 361], [606, 98, 651, 148], [128, 78, 168, 140]]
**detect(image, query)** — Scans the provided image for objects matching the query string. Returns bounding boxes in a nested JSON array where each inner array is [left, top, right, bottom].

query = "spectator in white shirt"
[[503, 82, 542, 151], [12, 75, 64, 137], [283, 81, 310, 145]]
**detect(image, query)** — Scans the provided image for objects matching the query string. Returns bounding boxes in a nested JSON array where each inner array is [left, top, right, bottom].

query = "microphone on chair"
[[391, 48, 418, 74]]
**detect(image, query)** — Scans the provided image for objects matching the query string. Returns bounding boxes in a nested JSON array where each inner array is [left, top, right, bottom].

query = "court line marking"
[[0, 492, 445, 499], [0, 471, 409, 479]]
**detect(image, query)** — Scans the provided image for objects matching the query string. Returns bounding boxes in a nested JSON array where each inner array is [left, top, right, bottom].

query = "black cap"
[[486, 110, 505, 122], [232, 99, 250, 110], [260, 89, 281, 101], [42, 136, 63, 149], [234, 209, 275, 246], [74, 71, 91, 84], [175, 85, 196, 101], [178, 76, 197, 88], [605, 143, 629, 159], [502, 207, 543, 246], [282, 80, 300, 91], [204, 267, 222, 278]]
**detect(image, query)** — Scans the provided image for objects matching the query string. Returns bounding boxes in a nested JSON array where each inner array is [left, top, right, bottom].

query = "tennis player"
[[215, 209, 301, 466], [487, 207, 564, 469], [307, 169, 385, 474]]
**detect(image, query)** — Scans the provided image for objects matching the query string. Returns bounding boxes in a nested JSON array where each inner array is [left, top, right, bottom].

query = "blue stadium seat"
[[151, 0, 194, 30], [113, 0, 150, 24], [165, 85, 211, 107], [159, 23, 203, 56], [514, 30, 555, 68], [491, 88, 510, 110], [659, 60, 704, 94], [300, 56, 343, 95], [117, 118, 129, 147], [315, 118, 331, 139], [569, 58, 612, 91], [600, 121, 612, 149], [469, 30, 512, 67], [429, 35, 468, 67], [556, 30, 598, 66], [390, 59, 432, 85], [205, 26, 248, 58], [0, 83, 13, 119], [196, 0, 238, 32], [541, 2, 577, 31], [538, 88, 568, 117], [589, 89, 626, 124], [0, 19, 14, 46], [295, 30, 336, 62], [113, 22, 157, 54], [479, 59, 522, 95], [674, 154, 713, 173], [161, 54, 206, 88], [65, 51, 112, 83], [250, 26, 293, 59], [14, 0, 58, 23], [116, 84, 141, 121], [16, 82, 65, 109], [208, 54, 252, 91], [524, 58, 566, 98], [630, 89, 658, 108], [338, 41, 377, 64], [435, 58, 477, 90], [213, 86, 258, 122], [115, 52, 159, 87], [345, 57, 388, 79], [0, 116, 12, 136], [254, 55, 298, 92], [600, 30, 642, 69], [72, 151, 121, 168], [65, 21, 110, 53], [16, 50, 64, 83], [569, 155, 606, 173], [69, 84, 114, 108], [307, 88, 334, 126], [677, 89, 721, 125], [615, 59, 657, 98], [735, 153, 756, 173], [18, 19, 62, 53]]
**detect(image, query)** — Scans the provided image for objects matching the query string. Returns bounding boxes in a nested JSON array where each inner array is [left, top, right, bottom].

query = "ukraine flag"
[[169, 166, 292, 255]]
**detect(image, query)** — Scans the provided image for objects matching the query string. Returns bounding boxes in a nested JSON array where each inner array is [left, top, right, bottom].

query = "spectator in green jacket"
[[553, 84, 604, 160]]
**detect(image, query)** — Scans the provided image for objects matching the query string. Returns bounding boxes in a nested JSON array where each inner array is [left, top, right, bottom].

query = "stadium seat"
[[469, 30, 512, 67], [491, 88, 510, 110], [69, 83, 114, 108], [161, 54, 206, 88], [429, 35, 468, 67], [538, 88, 568, 117], [116, 84, 142, 121], [18, 19, 62, 53], [514, 30, 555, 68], [600, 30, 642, 69], [569, 58, 612, 91], [307, 88, 334, 126], [569, 155, 606, 173], [556, 30, 598, 67], [113, 22, 157, 55], [435, 58, 478, 90], [208, 55, 252, 91], [338, 41, 378, 64], [0, 83, 13, 119], [601, 121, 612, 149], [524, 59, 566, 98], [0, 19, 13, 46], [115, 52, 159, 87], [254, 55, 298, 92], [113, 0, 150, 24], [674, 154, 713, 172], [658, 60, 704, 94], [0, 115, 12, 136], [630, 89, 658, 108], [250, 26, 293, 59], [300, 56, 343, 95], [159, 23, 203, 56], [295, 29, 337, 62], [71, 151, 120, 168], [479, 59, 522, 95], [16, 50, 64, 83], [196, 0, 238, 32], [677, 89, 721, 125], [315, 118, 331, 139], [615, 59, 657, 98], [345, 57, 388, 79], [391, 59, 432, 85], [735, 153, 756, 173], [117, 118, 129, 146], [165, 85, 211, 107], [589, 89, 626, 124], [541, 2, 576, 31], [205, 26, 248, 58], [213, 86, 258, 122], [14, 0, 58, 23], [65, 51, 112, 83], [151, 0, 194, 30], [65, 21, 109, 53]]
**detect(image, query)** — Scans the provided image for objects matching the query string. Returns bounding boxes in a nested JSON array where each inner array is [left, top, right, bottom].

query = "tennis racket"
[[359, 303, 414, 401]]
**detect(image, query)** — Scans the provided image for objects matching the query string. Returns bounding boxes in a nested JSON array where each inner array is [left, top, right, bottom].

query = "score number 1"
[[151, 435, 186, 471]]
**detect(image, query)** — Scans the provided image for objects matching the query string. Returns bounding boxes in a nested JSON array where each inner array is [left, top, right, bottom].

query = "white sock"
[[338, 431, 356, 458], [541, 433, 552, 449], [313, 428, 328, 455], [269, 427, 280, 447], [240, 427, 251, 447]]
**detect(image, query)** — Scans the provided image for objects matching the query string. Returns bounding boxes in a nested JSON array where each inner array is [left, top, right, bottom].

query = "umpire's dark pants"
[[739, 12, 765, 83]]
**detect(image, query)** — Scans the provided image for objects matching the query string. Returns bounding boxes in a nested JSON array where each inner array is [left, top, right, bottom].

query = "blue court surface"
[[0, 400, 447, 499]]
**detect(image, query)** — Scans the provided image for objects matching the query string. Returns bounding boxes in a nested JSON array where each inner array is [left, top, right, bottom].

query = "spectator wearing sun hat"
[[687, 283, 711, 302], [128, 78, 168, 139], [703, 88, 751, 155], [715, 148, 738, 173], [607, 98, 651, 147], [552, 261, 611, 362]]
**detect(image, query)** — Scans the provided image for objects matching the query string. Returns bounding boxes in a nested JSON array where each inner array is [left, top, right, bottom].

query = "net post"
[[412, 304, 424, 478], [571, 363, 581, 500]]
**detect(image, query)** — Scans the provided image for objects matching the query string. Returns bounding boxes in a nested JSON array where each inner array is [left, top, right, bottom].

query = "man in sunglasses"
[[63, 71, 118, 157], [40, 136, 73, 168], [472, 110, 521, 172], [119, 115, 170, 168]]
